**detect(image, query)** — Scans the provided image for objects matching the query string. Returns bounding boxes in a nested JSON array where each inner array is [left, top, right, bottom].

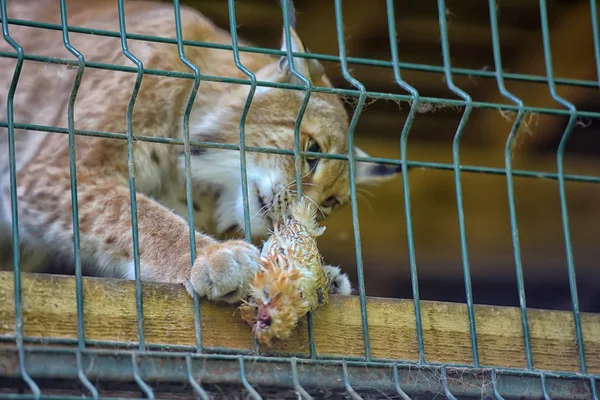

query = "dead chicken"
[[239, 199, 351, 346]]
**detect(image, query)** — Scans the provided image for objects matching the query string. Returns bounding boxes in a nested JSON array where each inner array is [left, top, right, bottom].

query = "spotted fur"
[[0, 0, 399, 303]]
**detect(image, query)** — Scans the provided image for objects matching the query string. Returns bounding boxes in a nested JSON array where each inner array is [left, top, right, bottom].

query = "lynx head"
[[187, 28, 402, 239]]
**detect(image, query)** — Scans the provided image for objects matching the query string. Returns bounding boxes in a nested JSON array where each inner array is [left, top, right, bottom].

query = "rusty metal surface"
[[0, 346, 596, 399]]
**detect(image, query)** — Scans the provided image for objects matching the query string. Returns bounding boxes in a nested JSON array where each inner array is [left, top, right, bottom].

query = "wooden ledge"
[[0, 271, 598, 373]]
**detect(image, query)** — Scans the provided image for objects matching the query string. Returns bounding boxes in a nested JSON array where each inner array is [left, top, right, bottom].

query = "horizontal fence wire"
[[2, 0, 600, 398], [0, 346, 599, 399], [2, 16, 599, 90], [1, 48, 599, 120], [3, 120, 600, 184], [3, 331, 600, 386]]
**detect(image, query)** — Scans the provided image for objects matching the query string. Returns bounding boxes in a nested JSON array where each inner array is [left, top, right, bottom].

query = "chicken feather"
[[239, 198, 335, 346]]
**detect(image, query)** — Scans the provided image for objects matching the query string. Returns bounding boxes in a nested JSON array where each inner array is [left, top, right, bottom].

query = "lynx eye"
[[306, 140, 321, 171]]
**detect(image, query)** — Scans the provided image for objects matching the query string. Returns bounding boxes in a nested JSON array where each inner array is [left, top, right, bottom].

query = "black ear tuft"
[[372, 163, 405, 177], [354, 146, 410, 184]]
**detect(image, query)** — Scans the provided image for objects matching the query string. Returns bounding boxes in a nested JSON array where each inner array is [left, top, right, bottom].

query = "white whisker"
[[356, 192, 373, 212]]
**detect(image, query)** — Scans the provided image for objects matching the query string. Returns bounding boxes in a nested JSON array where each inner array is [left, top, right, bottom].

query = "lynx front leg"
[[1, 167, 259, 303]]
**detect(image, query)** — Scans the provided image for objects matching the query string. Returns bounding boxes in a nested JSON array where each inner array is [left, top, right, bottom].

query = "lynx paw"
[[324, 265, 352, 296], [190, 240, 260, 303]]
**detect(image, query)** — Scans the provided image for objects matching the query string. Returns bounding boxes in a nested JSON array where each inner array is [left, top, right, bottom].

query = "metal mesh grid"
[[0, 0, 599, 398]]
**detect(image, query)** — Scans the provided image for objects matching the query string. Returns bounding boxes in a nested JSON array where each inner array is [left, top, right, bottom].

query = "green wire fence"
[[1, 0, 600, 398]]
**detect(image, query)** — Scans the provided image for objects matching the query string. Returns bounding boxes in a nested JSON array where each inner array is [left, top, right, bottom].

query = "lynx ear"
[[277, 27, 324, 84], [354, 146, 406, 185]]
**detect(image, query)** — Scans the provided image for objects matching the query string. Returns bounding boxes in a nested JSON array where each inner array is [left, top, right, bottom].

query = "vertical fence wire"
[[333, 0, 371, 362], [342, 361, 363, 400], [116, 0, 146, 352], [131, 353, 154, 400], [384, 0, 425, 365], [540, 372, 552, 400], [75, 351, 98, 399], [487, 0, 533, 371], [591, 376, 599, 400], [440, 366, 458, 400], [58, 0, 85, 349], [57, 4, 97, 397], [538, 0, 587, 375], [491, 369, 505, 400], [291, 358, 313, 400], [172, 0, 204, 353], [392, 364, 412, 400], [238, 356, 262, 400], [226, 0, 259, 353], [0, 1, 40, 397], [280, 0, 310, 199], [186, 355, 209, 400], [590, 0, 600, 84], [226, 0, 254, 242], [436, 0, 479, 368], [279, 0, 318, 359]]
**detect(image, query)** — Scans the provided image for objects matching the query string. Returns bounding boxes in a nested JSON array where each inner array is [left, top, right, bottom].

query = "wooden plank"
[[0, 271, 598, 374]]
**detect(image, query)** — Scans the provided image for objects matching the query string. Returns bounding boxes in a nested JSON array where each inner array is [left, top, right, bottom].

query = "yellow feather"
[[239, 198, 332, 346]]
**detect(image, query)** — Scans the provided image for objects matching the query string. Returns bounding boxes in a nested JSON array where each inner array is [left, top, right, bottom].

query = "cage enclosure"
[[1, 0, 600, 399]]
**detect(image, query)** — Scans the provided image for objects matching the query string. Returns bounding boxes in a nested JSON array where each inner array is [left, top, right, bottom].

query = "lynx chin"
[[0, 0, 401, 303]]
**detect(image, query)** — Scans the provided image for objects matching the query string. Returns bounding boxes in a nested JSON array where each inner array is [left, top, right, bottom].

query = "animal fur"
[[0, 0, 400, 303]]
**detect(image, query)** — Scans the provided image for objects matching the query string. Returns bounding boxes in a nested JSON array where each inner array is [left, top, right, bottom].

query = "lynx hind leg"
[[323, 264, 352, 296], [189, 239, 260, 304]]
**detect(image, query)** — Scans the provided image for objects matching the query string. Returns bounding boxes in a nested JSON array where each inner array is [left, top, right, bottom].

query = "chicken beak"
[[256, 306, 272, 331]]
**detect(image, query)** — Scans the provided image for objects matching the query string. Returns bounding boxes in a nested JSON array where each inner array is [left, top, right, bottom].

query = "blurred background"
[[178, 0, 600, 312]]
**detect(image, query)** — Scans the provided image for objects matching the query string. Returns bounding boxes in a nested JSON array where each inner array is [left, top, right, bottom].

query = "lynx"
[[0, 0, 399, 303]]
